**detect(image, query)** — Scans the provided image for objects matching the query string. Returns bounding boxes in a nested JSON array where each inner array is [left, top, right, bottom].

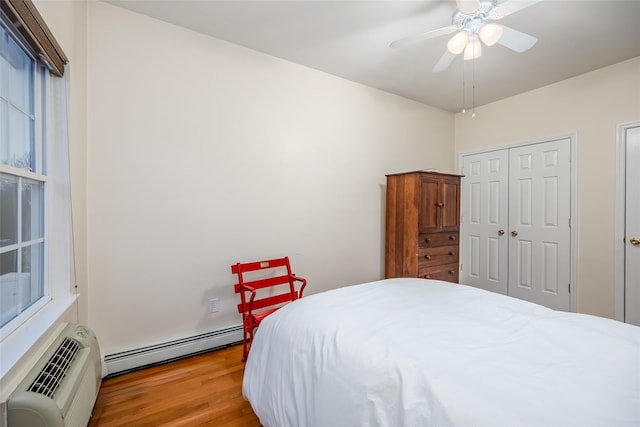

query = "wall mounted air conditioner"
[[7, 323, 102, 427]]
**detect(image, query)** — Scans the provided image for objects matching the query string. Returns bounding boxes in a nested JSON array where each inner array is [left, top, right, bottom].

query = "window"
[[0, 0, 70, 382], [0, 17, 48, 331]]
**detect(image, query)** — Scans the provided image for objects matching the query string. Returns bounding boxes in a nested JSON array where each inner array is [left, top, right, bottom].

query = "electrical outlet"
[[209, 298, 220, 313]]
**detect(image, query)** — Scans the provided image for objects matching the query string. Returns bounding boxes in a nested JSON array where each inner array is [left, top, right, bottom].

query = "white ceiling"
[[105, 0, 640, 113]]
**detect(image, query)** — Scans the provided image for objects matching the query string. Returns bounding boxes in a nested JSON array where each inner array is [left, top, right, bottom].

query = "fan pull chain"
[[462, 56, 466, 113], [472, 41, 476, 118]]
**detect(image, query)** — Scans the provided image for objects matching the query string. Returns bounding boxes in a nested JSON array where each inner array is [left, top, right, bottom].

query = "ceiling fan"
[[390, 0, 541, 72]]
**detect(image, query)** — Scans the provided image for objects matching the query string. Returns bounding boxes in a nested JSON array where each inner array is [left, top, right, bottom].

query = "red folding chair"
[[232, 256, 307, 361]]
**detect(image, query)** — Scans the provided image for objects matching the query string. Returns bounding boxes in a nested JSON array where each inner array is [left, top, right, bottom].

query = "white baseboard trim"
[[104, 325, 243, 376]]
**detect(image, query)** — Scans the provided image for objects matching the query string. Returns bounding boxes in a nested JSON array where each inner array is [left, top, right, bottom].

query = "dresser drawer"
[[418, 263, 459, 283], [418, 245, 459, 268], [418, 232, 459, 248]]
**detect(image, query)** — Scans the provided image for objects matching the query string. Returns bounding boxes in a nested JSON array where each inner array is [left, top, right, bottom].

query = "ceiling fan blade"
[[432, 50, 457, 73], [390, 25, 459, 49], [491, 0, 543, 19], [456, 0, 481, 14], [497, 25, 538, 52]]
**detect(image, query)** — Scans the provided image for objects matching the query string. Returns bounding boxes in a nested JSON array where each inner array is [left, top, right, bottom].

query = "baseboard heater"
[[104, 325, 243, 376], [7, 323, 102, 427]]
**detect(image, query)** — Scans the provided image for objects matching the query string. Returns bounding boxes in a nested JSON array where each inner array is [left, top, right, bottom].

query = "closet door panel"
[[508, 139, 571, 311], [460, 151, 509, 294]]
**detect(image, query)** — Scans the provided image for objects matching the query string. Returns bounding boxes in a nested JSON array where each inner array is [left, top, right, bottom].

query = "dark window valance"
[[1, 0, 68, 76]]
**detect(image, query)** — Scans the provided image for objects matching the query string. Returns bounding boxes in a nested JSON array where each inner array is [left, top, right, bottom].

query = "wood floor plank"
[[89, 344, 261, 427]]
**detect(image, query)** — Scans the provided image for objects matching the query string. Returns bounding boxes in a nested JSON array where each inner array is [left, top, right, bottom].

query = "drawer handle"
[[449, 235, 456, 240], [424, 255, 431, 260], [448, 270, 455, 275], [449, 251, 455, 256], [424, 238, 431, 243]]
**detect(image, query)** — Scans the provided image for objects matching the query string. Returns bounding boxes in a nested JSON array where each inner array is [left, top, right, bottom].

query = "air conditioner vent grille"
[[27, 337, 81, 398]]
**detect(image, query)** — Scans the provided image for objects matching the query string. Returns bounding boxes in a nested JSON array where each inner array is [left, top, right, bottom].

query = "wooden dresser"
[[385, 171, 462, 283]]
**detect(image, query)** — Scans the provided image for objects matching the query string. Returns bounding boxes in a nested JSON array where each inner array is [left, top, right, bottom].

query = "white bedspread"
[[243, 278, 640, 427]]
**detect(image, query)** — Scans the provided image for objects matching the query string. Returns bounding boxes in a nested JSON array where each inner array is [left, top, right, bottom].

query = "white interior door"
[[461, 150, 509, 294], [507, 139, 571, 311], [625, 126, 640, 326], [460, 138, 572, 312]]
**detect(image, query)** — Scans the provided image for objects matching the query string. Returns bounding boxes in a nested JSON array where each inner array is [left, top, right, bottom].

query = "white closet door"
[[625, 126, 640, 326], [508, 139, 571, 311], [461, 150, 509, 294]]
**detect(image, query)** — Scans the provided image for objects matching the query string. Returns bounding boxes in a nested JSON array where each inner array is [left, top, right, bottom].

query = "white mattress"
[[243, 278, 640, 427]]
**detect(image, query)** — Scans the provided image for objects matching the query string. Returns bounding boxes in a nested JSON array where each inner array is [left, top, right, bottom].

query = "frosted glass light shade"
[[447, 31, 469, 55], [464, 39, 482, 60], [478, 23, 504, 46]]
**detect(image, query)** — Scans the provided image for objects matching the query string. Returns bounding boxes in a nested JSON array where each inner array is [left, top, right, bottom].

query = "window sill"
[[0, 295, 77, 401]]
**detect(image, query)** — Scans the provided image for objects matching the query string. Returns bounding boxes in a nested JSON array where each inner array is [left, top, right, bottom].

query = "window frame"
[[0, 9, 50, 339]]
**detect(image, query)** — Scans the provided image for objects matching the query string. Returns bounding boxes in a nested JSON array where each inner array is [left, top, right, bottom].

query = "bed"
[[242, 278, 640, 427]]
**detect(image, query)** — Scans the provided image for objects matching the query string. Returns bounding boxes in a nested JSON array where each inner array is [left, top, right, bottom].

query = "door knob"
[[511, 230, 518, 237], [630, 237, 640, 246], [498, 229, 505, 236]]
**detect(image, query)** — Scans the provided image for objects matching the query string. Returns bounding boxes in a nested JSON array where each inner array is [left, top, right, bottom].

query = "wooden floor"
[[88, 344, 261, 427]]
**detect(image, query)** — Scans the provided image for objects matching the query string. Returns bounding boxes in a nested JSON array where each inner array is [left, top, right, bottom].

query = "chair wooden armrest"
[[291, 274, 307, 298], [239, 284, 257, 313]]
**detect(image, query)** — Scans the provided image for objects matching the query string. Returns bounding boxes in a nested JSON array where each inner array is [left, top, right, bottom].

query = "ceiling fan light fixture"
[[478, 23, 504, 46], [464, 38, 482, 60], [447, 31, 469, 55]]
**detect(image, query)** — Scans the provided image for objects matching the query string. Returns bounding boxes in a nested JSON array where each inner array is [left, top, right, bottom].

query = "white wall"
[[86, 2, 454, 356], [454, 57, 640, 318]]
